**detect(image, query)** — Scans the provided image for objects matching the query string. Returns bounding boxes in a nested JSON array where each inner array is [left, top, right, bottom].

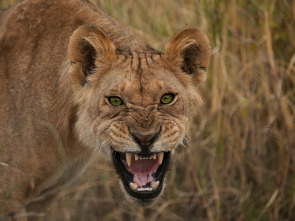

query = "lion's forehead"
[[115, 51, 163, 71], [106, 52, 184, 106], [117, 79, 164, 106]]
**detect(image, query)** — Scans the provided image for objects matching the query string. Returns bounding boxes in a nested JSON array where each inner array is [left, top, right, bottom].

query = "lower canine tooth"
[[152, 181, 160, 189], [130, 182, 138, 190]]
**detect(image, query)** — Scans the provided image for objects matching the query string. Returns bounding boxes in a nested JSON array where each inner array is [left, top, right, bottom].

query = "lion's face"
[[67, 25, 210, 205]]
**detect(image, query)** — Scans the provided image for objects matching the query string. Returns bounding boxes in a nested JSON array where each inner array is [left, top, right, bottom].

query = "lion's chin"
[[111, 148, 170, 203]]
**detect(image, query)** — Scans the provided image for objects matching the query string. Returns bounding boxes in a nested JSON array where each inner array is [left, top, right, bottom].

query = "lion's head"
[[67, 25, 210, 205]]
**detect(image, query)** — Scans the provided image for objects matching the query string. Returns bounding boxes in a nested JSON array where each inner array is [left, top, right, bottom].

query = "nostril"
[[131, 132, 159, 149]]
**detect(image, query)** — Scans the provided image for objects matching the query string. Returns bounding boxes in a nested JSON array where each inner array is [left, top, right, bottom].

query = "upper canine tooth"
[[158, 152, 164, 165], [130, 182, 138, 190], [152, 181, 160, 189], [134, 154, 139, 161], [126, 153, 132, 167]]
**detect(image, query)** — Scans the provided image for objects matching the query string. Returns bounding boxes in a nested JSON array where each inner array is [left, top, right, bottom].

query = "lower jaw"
[[121, 182, 159, 207], [121, 175, 164, 200]]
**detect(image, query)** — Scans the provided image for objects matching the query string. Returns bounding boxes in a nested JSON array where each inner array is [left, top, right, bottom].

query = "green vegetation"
[[1, 0, 295, 220]]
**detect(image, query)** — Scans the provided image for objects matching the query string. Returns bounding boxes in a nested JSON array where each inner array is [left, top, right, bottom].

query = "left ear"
[[163, 28, 211, 82], [68, 24, 116, 88]]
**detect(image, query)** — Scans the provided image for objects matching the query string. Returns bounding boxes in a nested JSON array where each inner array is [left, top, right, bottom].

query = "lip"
[[111, 149, 170, 200]]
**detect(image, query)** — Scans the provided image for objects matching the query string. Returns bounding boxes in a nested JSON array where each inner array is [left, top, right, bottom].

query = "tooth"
[[158, 152, 164, 165], [130, 182, 138, 190], [152, 181, 160, 189], [135, 154, 139, 161], [126, 153, 132, 167], [152, 154, 156, 160]]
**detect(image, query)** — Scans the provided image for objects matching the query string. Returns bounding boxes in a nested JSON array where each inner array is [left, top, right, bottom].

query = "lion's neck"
[[95, 16, 152, 52], [79, 2, 154, 52]]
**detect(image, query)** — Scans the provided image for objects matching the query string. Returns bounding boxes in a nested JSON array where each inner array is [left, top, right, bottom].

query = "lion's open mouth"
[[112, 149, 170, 199]]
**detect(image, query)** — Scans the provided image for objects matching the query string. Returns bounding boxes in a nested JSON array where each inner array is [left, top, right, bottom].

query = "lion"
[[0, 0, 210, 219]]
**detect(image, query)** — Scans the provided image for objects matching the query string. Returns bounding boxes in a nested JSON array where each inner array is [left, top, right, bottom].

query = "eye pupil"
[[108, 97, 123, 106], [160, 93, 175, 104]]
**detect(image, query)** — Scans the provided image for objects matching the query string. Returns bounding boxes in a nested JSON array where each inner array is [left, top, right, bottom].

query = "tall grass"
[[1, 0, 295, 220]]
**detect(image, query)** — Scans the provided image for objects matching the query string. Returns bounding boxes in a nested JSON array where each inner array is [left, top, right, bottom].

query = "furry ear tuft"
[[68, 24, 116, 87], [164, 28, 211, 83]]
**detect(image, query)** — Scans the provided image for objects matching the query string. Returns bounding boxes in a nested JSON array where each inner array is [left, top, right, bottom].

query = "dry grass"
[[1, 0, 295, 220]]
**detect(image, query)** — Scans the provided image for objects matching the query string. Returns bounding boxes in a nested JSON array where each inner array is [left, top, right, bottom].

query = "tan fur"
[[0, 0, 210, 219]]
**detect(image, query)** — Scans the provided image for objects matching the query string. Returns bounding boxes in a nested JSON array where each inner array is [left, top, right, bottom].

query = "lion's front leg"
[[1, 205, 28, 221]]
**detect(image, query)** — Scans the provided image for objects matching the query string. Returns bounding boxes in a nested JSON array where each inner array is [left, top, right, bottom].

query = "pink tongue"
[[129, 158, 159, 175], [133, 174, 154, 187], [129, 158, 159, 187]]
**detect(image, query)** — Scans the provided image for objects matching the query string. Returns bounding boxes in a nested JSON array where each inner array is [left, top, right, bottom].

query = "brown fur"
[[0, 0, 210, 219]]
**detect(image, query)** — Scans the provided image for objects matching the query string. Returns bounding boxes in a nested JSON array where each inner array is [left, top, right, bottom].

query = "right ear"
[[68, 24, 116, 87], [163, 28, 211, 83]]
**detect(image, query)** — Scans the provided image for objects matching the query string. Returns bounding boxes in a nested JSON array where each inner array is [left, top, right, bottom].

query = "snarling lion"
[[0, 0, 210, 219]]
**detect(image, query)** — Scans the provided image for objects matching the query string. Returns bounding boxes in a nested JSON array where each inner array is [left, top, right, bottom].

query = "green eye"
[[108, 96, 123, 106], [160, 93, 175, 104]]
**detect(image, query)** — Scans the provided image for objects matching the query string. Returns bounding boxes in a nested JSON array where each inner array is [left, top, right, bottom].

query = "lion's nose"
[[131, 132, 159, 150]]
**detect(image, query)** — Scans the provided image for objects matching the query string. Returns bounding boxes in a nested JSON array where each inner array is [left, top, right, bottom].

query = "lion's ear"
[[163, 28, 211, 83], [68, 24, 116, 87]]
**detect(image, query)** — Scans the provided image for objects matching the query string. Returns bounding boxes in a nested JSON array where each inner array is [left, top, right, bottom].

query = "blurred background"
[[1, 0, 295, 220]]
